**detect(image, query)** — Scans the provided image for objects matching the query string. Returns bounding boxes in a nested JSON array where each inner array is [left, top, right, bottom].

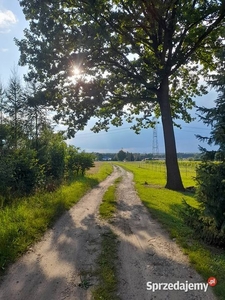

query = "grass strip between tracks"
[[93, 176, 122, 300]]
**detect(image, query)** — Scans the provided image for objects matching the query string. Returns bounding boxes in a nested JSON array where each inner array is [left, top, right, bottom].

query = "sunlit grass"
[[88, 161, 113, 182], [0, 162, 113, 275], [132, 160, 198, 187], [99, 177, 122, 219], [116, 161, 225, 300]]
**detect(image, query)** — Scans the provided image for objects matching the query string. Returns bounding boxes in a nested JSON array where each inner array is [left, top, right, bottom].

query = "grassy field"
[[0, 162, 113, 275], [137, 159, 198, 187], [116, 161, 225, 300]]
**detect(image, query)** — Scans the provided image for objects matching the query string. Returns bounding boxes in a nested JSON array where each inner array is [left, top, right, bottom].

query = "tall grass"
[[0, 162, 113, 274], [117, 161, 225, 300]]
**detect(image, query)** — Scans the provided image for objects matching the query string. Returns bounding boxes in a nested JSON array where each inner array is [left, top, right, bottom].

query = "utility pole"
[[152, 121, 159, 159]]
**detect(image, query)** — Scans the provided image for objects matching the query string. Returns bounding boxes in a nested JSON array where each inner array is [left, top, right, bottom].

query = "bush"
[[181, 199, 225, 247], [0, 157, 14, 205], [12, 148, 39, 195], [79, 152, 95, 175], [0, 148, 40, 204], [182, 162, 225, 247], [66, 147, 95, 177], [196, 162, 225, 230], [0, 127, 95, 205], [48, 140, 66, 180]]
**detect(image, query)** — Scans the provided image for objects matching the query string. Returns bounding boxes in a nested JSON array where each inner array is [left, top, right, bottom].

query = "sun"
[[68, 65, 82, 83], [72, 66, 81, 76]]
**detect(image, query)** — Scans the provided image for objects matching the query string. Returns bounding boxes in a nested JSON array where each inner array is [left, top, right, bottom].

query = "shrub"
[[66, 147, 95, 177], [182, 161, 225, 247], [196, 162, 225, 230], [12, 148, 39, 195], [79, 152, 95, 175], [181, 199, 225, 247]]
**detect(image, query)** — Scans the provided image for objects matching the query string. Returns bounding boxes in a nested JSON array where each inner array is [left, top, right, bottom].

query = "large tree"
[[17, 0, 225, 190]]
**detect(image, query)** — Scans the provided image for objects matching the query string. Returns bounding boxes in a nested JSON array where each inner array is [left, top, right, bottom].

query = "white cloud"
[[0, 48, 8, 52], [0, 10, 17, 30]]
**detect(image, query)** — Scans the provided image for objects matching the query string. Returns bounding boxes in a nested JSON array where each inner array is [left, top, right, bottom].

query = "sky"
[[0, 0, 219, 154]]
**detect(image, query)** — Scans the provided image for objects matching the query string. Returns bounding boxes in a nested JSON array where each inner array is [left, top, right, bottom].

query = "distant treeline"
[[95, 151, 202, 161]]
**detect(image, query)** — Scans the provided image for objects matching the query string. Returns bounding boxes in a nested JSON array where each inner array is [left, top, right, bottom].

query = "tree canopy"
[[17, 0, 225, 190]]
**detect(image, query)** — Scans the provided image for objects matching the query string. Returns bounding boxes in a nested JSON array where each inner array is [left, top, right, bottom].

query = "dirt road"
[[0, 166, 217, 300]]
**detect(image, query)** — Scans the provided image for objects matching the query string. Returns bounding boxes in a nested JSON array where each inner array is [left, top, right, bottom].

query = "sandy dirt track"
[[0, 166, 217, 300]]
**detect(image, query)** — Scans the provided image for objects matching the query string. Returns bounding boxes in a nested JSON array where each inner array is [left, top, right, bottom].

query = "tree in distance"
[[17, 0, 225, 190], [117, 149, 126, 161]]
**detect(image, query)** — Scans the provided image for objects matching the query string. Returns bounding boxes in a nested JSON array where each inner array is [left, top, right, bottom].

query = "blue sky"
[[0, 0, 218, 153]]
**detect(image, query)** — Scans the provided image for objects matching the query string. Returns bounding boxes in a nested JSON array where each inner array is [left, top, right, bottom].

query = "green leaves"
[[16, 0, 225, 135]]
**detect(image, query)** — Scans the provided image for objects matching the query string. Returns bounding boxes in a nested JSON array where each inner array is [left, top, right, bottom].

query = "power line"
[[72, 123, 211, 138]]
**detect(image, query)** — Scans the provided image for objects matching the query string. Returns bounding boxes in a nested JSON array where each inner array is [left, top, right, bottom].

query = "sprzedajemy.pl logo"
[[146, 278, 217, 293]]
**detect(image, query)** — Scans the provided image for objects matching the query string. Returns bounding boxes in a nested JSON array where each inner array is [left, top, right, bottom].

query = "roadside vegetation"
[[116, 161, 225, 300], [0, 162, 113, 275], [92, 176, 122, 300]]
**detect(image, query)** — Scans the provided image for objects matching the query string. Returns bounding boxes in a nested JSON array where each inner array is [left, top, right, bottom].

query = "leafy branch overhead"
[[16, 0, 224, 132], [16, 0, 225, 190]]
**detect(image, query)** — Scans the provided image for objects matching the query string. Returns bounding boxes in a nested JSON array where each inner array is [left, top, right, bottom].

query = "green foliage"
[[181, 199, 225, 247], [193, 52, 225, 246], [0, 156, 14, 205], [0, 126, 96, 205], [17, 0, 225, 130], [66, 146, 95, 177], [125, 152, 134, 161], [78, 152, 95, 175], [196, 162, 225, 231], [17, 0, 225, 191], [4, 69, 26, 149], [48, 136, 67, 180], [197, 48, 225, 160], [0, 148, 39, 203], [12, 148, 39, 195], [117, 149, 126, 161], [23, 81, 49, 148], [66, 145, 80, 177]]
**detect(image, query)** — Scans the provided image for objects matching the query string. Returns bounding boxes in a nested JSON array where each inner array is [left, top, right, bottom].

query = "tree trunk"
[[157, 77, 185, 191]]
